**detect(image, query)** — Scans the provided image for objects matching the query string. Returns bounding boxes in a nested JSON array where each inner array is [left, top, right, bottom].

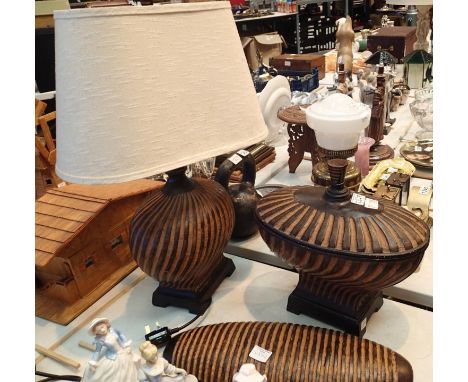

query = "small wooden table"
[[277, 105, 321, 173]]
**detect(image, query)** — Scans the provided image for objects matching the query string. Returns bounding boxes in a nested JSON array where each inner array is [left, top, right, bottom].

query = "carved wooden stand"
[[278, 105, 321, 173]]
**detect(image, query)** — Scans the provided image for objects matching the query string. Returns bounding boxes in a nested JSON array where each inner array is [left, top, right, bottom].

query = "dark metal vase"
[[215, 152, 259, 239]]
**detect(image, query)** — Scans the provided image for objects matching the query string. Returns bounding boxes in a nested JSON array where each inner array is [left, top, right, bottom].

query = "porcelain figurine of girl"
[[139, 341, 197, 382], [82, 318, 140, 382], [232, 364, 267, 382]]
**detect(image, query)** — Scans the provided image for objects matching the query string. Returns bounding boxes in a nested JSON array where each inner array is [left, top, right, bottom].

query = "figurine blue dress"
[[82, 318, 140, 382]]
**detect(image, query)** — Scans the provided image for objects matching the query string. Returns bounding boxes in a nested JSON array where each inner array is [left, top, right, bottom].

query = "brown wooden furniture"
[[255, 159, 430, 336], [35, 98, 63, 199], [374, 184, 401, 203], [36, 110, 57, 167], [270, 54, 326, 80], [35, 0, 70, 29], [367, 26, 417, 60], [224, 151, 276, 183], [278, 105, 321, 174], [164, 322, 414, 382], [35, 179, 162, 325], [386, 172, 411, 206], [35, 344, 80, 369]]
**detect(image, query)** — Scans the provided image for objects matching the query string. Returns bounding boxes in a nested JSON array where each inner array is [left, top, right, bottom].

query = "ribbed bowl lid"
[[256, 159, 430, 258]]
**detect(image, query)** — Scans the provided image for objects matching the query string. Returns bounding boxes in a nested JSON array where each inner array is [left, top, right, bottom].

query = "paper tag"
[[424, 146, 433, 152], [419, 186, 431, 195], [237, 149, 250, 157], [285, 60, 291, 67], [364, 198, 379, 210], [387, 167, 398, 173], [249, 345, 272, 363], [380, 173, 391, 181], [228, 154, 243, 165], [57, 182, 66, 188], [414, 146, 422, 152], [351, 193, 366, 206]]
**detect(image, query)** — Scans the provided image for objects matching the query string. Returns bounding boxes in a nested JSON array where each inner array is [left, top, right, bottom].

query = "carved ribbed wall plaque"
[[164, 322, 414, 382]]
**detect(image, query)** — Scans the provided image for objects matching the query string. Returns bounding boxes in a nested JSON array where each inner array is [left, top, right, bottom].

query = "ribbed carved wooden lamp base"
[[129, 168, 235, 314]]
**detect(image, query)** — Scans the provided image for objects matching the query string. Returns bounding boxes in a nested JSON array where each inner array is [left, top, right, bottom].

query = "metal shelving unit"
[[235, 1, 348, 54], [294, 0, 347, 53]]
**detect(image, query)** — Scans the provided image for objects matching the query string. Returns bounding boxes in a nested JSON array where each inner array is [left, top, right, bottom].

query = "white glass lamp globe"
[[305, 93, 371, 151]]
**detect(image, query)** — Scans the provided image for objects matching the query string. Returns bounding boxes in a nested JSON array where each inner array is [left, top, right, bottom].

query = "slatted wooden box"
[[35, 179, 162, 325]]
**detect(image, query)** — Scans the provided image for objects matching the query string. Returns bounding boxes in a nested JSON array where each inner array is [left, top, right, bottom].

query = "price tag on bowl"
[[364, 198, 379, 210], [249, 345, 272, 363], [351, 193, 366, 206]]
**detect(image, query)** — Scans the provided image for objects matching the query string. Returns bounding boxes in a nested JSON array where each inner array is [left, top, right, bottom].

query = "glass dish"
[[410, 87, 433, 140]]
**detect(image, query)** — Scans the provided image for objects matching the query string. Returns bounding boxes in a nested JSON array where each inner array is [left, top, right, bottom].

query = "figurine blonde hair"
[[139, 341, 158, 362]]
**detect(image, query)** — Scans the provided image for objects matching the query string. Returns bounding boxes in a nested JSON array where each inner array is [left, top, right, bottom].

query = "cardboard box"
[[35, 0, 70, 29], [241, 32, 286, 71], [367, 27, 417, 60], [270, 54, 326, 80], [324, 51, 367, 74]]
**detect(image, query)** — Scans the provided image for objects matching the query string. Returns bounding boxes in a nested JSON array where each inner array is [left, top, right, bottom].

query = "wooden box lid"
[[368, 26, 416, 39], [256, 159, 430, 258], [270, 53, 325, 62]]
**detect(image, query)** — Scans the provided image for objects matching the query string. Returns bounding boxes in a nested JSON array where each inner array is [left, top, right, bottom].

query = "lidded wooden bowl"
[[255, 159, 430, 335]]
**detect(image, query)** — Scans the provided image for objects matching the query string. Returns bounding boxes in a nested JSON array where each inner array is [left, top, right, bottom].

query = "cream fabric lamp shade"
[[54, 2, 268, 184]]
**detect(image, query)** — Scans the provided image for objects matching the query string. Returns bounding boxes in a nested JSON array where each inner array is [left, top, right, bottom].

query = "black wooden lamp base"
[[287, 289, 384, 337], [152, 256, 235, 315]]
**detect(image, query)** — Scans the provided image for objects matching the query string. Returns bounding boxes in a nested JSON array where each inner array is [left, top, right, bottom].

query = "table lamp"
[[54, 2, 268, 314], [305, 93, 371, 191], [386, 0, 433, 88]]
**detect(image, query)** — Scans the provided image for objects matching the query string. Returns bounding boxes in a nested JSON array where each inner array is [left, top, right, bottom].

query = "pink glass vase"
[[355, 137, 375, 177]]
